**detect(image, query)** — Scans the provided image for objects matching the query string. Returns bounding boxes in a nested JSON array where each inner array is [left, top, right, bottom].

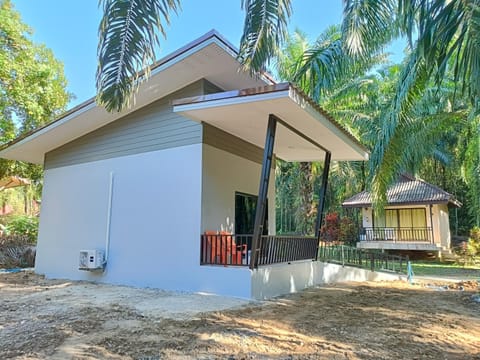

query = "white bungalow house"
[[0, 31, 371, 299], [342, 174, 461, 254]]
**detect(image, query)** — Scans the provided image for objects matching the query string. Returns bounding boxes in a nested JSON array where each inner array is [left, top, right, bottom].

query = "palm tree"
[[274, 28, 386, 234], [341, 0, 480, 206], [97, 1, 480, 110], [96, 0, 293, 112]]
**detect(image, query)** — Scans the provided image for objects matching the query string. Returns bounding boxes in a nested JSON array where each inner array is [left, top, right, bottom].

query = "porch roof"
[[173, 83, 369, 162], [342, 174, 462, 208]]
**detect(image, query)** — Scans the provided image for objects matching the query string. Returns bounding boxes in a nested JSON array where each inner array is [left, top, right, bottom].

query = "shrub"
[[455, 227, 480, 265], [320, 212, 356, 244], [3, 215, 39, 243], [467, 227, 480, 257], [321, 213, 340, 242]]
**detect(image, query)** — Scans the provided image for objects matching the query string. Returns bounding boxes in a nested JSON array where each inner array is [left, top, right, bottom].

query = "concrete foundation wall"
[[251, 260, 404, 299]]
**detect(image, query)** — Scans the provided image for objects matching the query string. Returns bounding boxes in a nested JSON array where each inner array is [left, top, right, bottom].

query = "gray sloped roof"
[[342, 174, 462, 208]]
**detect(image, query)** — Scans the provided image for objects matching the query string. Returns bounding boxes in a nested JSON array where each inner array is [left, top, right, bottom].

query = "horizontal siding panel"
[[53, 117, 198, 152], [45, 81, 206, 169], [51, 131, 201, 163], [52, 122, 200, 156], [48, 137, 201, 169]]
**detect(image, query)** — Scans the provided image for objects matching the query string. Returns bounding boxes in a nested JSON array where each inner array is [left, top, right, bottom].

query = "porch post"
[[315, 151, 331, 260], [250, 114, 277, 270]]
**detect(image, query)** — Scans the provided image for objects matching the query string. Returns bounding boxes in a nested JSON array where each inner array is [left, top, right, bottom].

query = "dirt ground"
[[1, 271, 479, 360]]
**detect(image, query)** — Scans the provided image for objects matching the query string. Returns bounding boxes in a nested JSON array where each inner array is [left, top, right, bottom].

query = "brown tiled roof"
[[342, 174, 462, 208]]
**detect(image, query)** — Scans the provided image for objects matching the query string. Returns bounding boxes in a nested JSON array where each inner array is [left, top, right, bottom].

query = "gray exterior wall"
[[202, 124, 265, 165], [45, 80, 211, 170], [202, 79, 223, 95]]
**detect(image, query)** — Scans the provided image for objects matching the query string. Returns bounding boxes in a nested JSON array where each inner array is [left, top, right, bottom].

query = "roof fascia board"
[[342, 200, 453, 208], [173, 89, 290, 113], [1, 101, 97, 155]]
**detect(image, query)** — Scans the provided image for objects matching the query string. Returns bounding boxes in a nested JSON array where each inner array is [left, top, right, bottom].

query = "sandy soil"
[[1, 271, 479, 360]]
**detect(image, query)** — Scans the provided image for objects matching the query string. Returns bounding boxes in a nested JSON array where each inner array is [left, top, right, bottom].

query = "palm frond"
[[397, 0, 480, 108], [281, 25, 387, 101], [238, 0, 292, 73], [368, 51, 430, 209], [97, 0, 180, 112], [342, 0, 398, 56]]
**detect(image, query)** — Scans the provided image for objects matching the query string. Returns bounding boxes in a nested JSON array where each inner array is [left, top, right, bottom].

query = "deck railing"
[[361, 227, 433, 243], [256, 235, 318, 266], [200, 234, 318, 267], [318, 243, 409, 274]]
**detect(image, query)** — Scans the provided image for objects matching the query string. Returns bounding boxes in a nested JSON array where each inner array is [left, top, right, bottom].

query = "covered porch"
[[174, 83, 368, 269]]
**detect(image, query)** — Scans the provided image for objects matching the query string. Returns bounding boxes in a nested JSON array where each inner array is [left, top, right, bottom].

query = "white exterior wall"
[[362, 207, 373, 228], [251, 260, 404, 299], [201, 144, 275, 234], [432, 204, 451, 249], [36, 144, 252, 298]]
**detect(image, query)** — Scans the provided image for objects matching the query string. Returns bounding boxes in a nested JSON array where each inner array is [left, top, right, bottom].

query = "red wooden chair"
[[204, 231, 220, 264], [219, 231, 247, 265], [203, 231, 247, 265]]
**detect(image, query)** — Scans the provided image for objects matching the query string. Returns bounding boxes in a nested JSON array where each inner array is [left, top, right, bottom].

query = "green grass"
[[411, 261, 480, 279]]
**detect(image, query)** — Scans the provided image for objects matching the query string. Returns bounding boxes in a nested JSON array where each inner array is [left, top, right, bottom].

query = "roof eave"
[[342, 200, 458, 208]]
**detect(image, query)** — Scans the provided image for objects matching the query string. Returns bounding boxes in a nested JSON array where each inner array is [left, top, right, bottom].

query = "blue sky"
[[12, 0, 403, 108]]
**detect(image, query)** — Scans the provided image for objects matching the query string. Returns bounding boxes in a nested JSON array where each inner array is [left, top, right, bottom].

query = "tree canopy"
[[0, 0, 71, 180]]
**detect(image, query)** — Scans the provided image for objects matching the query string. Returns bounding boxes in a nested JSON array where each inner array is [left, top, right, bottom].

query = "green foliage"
[[239, 0, 292, 73], [340, 0, 480, 218], [274, 23, 479, 234], [3, 215, 38, 243], [467, 227, 480, 257], [0, 0, 71, 180], [97, 0, 180, 112], [95, 1, 480, 231], [411, 261, 479, 278]]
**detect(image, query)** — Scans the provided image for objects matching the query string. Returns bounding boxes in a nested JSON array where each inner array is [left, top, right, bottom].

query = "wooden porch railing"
[[200, 234, 318, 267], [361, 227, 433, 243]]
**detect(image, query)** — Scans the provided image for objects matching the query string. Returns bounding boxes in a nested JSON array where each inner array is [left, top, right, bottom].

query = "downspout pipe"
[[104, 171, 115, 268]]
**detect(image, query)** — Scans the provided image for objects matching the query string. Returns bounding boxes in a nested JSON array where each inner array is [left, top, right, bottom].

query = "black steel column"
[[314, 151, 331, 260], [250, 114, 277, 270]]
